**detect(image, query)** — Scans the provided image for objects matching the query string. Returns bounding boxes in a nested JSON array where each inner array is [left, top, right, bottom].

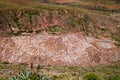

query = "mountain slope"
[[0, 0, 120, 66]]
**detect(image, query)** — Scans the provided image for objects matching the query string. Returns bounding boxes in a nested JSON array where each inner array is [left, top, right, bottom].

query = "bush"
[[83, 73, 101, 80], [46, 25, 67, 34], [2, 61, 9, 64]]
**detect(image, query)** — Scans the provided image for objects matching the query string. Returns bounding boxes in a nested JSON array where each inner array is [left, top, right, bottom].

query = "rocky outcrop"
[[0, 33, 119, 66]]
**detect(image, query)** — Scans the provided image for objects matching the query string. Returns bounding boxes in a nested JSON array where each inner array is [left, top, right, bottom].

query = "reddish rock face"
[[0, 33, 119, 66]]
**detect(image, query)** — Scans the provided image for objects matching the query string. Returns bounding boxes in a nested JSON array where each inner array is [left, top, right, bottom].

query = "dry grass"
[[1, 0, 119, 13], [0, 62, 120, 80]]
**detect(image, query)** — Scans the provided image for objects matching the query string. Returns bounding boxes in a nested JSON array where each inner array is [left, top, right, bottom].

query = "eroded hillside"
[[0, 0, 120, 66]]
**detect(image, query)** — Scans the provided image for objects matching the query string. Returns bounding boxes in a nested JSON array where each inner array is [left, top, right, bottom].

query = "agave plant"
[[38, 74, 52, 80], [10, 70, 52, 80], [10, 70, 31, 80], [18, 70, 31, 79]]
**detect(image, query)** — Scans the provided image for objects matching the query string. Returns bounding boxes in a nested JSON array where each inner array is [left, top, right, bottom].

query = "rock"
[[0, 33, 119, 66]]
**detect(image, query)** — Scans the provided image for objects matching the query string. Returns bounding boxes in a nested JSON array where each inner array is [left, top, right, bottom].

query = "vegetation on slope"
[[0, 0, 120, 47], [0, 62, 120, 80], [0, 0, 120, 80]]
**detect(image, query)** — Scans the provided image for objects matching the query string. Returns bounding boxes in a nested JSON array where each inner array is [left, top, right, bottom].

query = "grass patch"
[[83, 73, 101, 80], [105, 75, 120, 80]]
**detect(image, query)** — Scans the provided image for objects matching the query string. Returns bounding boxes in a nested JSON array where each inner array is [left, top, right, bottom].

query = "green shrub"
[[2, 61, 9, 64], [83, 73, 101, 80], [0, 78, 6, 80], [19, 63, 28, 66], [46, 25, 67, 34]]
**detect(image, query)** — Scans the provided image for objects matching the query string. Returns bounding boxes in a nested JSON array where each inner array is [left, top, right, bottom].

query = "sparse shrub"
[[19, 63, 28, 66], [52, 74, 70, 80], [46, 25, 67, 34], [83, 73, 101, 80], [2, 61, 9, 64], [52, 75, 58, 80]]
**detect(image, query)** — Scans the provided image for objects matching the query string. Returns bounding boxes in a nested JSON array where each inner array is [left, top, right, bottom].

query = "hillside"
[[0, 0, 120, 79]]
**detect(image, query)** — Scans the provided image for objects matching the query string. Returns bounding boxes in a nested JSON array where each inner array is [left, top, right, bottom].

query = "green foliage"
[[10, 70, 31, 80], [46, 25, 67, 34], [0, 62, 119, 80], [83, 73, 101, 80], [58, 74, 69, 80], [29, 74, 51, 80], [10, 70, 51, 80], [2, 61, 9, 64], [19, 63, 28, 66], [79, 14, 92, 35], [0, 78, 6, 80], [107, 65, 120, 69]]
